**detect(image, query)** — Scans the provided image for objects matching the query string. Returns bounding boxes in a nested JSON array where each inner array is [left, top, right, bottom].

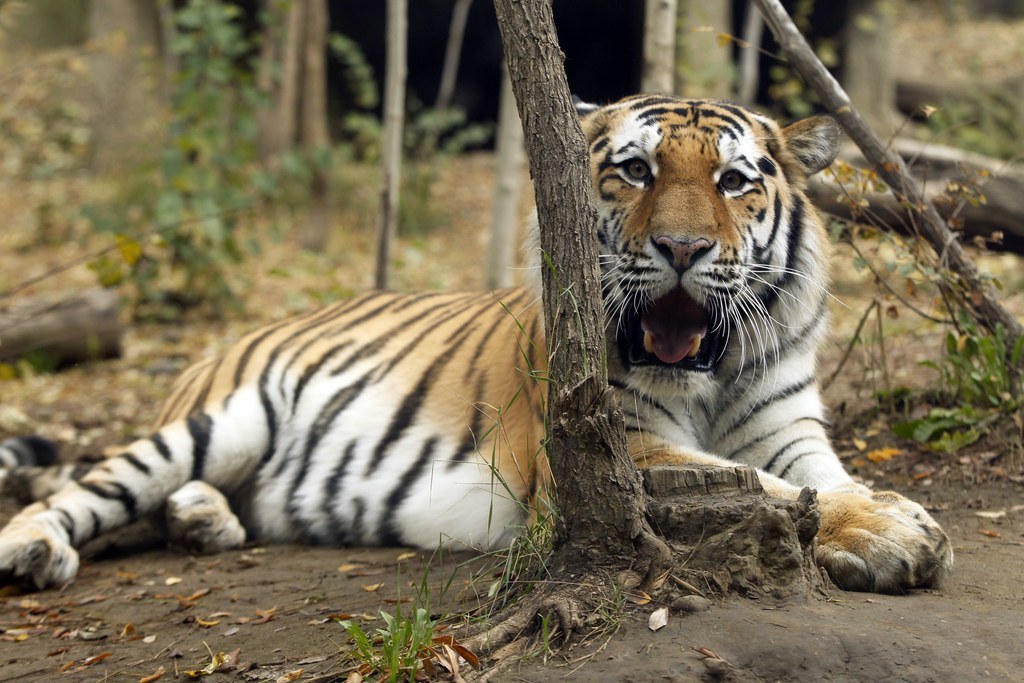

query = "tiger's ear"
[[573, 96, 608, 141], [780, 115, 841, 178], [573, 95, 599, 117]]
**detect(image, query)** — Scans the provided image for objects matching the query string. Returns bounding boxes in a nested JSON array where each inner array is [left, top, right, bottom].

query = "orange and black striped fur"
[[0, 96, 951, 593]]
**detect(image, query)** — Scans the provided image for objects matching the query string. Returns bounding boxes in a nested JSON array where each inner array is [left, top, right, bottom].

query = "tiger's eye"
[[719, 170, 747, 192], [623, 159, 651, 182]]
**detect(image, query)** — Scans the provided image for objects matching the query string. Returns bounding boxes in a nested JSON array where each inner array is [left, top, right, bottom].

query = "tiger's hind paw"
[[815, 486, 952, 593], [0, 514, 79, 590], [166, 481, 246, 555]]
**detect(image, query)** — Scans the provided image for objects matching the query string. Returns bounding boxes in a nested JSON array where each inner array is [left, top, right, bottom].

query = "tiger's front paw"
[[815, 486, 952, 593], [166, 481, 246, 555], [0, 512, 79, 590]]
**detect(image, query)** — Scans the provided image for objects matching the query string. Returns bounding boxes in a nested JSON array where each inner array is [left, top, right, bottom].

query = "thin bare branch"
[[752, 0, 1022, 355]]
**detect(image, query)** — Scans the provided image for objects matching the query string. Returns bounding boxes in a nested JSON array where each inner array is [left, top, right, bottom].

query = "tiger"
[[0, 95, 952, 594]]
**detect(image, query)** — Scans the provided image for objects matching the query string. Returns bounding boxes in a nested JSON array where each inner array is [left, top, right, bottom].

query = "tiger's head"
[[573, 95, 840, 396]]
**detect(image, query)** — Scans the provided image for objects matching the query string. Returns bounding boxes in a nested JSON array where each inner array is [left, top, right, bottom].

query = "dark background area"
[[326, 0, 854, 125]]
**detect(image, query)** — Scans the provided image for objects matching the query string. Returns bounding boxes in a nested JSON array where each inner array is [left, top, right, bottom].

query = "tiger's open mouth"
[[615, 287, 725, 372]]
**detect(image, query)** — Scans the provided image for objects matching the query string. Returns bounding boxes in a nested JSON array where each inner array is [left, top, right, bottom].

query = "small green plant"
[[339, 606, 437, 682], [926, 322, 1022, 408], [894, 322, 1023, 452], [338, 603, 479, 681]]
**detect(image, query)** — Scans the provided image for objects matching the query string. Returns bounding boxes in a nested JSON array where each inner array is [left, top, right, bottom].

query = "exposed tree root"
[[464, 466, 823, 675]]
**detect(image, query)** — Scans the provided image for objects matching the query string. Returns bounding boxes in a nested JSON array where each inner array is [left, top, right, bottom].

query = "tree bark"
[[676, 0, 732, 99], [375, 0, 408, 290], [752, 0, 1022, 354], [434, 0, 474, 112], [843, 0, 896, 136], [298, 0, 332, 252], [257, 1, 333, 251], [257, 0, 303, 160], [736, 3, 764, 106], [642, 0, 678, 94], [84, 0, 164, 171], [492, 0, 666, 568], [486, 61, 525, 290]]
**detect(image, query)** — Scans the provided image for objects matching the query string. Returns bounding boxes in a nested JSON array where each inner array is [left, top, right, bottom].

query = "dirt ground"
[[0, 481, 1022, 682]]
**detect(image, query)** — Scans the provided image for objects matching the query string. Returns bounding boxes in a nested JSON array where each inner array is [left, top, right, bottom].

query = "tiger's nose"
[[652, 236, 714, 273]]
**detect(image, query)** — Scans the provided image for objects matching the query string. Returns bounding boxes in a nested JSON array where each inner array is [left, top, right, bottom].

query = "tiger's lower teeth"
[[643, 330, 654, 354], [687, 334, 702, 358]]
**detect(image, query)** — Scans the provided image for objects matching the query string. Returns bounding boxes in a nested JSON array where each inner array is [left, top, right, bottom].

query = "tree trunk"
[[84, 0, 164, 171], [752, 0, 1022, 355], [434, 0, 474, 112], [642, 0, 678, 94], [257, 0, 303, 160], [0, 289, 122, 367], [375, 0, 408, 290], [736, 2, 764, 105], [676, 0, 732, 99], [298, 0, 332, 252], [486, 61, 525, 290], [492, 0, 667, 574], [257, 0, 333, 251], [843, 0, 896, 137]]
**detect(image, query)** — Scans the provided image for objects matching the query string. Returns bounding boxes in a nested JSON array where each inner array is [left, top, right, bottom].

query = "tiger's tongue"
[[640, 288, 709, 364]]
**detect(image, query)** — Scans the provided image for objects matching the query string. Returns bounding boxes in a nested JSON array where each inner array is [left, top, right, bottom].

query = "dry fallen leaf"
[[338, 563, 367, 573], [361, 583, 384, 593], [139, 665, 167, 683], [977, 529, 1002, 539], [866, 448, 903, 463], [852, 438, 868, 452], [648, 606, 669, 631], [120, 623, 136, 638], [275, 669, 304, 683], [179, 588, 212, 604], [431, 635, 480, 670], [974, 510, 1006, 520], [623, 589, 651, 605], [250, 607, 277, 625], [183, 648, 240, 678], [143, 635, 157, 644], [195, 617, 221, 628], [164, 577, 183, 586], [82, 652, 113, 666], [345, 673, 363, 683], [396, 551, 417, 561]]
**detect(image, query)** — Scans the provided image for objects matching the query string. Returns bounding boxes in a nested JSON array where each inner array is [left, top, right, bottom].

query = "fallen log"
[[809, 138, 1024, 253], [0, 288, 122, 368], [896, 75, 1024, 118]]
